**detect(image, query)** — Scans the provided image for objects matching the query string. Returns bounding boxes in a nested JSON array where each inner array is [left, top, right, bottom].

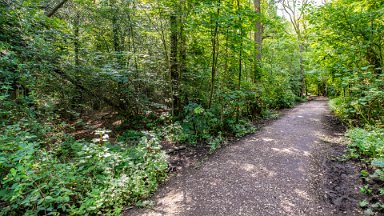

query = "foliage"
[[0, 0, 311, 214], [208, 132, 224, 153], [346, 128, 384, 160], [0, 124, 168, 215], [308, 0, 384, 125], [346, 128, 384, 213], [309, 1, 384, 213], [156, 103, 256, 147], [117, 130, 145, 144]]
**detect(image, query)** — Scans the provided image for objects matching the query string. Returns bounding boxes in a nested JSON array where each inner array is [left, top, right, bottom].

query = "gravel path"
[[127, 98, 362, 216]]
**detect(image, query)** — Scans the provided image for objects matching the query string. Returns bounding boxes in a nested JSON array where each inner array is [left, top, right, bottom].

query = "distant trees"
[[280, 0, 309, 96], [0, 0, 312, 120], [308, 0, 384, 124]]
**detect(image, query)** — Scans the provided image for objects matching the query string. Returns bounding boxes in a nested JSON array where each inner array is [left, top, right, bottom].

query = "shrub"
[[346, 128, 384, 160], [0, 125, 168, 215], [226, 119, 257, 138], [117, 130, 145, 144], [157, 121, 189, 144], [180, 103, 221, 144], [346, 128, 384, 213]]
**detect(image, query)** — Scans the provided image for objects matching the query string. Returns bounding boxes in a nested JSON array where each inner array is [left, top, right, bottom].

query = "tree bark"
[[179, 1, 187, 108], [112, 15, 120, 52], [74, 13, 80, 66], [170, 13, 179, 116], [236, 0, 243, 122], [208, 0, 221, 109], [253, 0, 263, 81], [299, 41, 305, 96]]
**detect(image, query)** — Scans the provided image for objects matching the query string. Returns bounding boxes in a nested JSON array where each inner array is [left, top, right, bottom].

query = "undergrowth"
[[0, 120, 168, 216], [330, 98, 384, 215]]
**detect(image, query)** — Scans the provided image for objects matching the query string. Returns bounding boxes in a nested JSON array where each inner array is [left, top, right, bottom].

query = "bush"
[[180, 103, 221, 144], [346, 128, 384, 213], [226, 119, 256, 138], [329, 82, 384, 127], [157, 121, 189, 144], [0, 125, 168, 215], [329, 97, 352, 122], [346, 128, 384, 160], [117, 130, 145, 144], [156, 102, 257, 148]]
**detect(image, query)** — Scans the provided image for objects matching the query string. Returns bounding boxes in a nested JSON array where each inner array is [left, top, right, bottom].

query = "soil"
[[125, 97, 363, 216]]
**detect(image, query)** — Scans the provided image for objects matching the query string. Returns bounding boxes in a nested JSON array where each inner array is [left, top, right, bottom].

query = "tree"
[[280, 0, 309, 96], [253, 0, 263, 81]]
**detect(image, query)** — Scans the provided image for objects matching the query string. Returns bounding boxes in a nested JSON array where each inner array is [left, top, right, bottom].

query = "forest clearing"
[[1, 0, 383, 215]]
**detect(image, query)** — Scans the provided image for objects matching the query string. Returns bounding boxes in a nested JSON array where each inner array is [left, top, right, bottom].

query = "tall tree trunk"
[[238, 42, 243, 91], [223, 27, 230, 86], [73, 12, 83, 109], [110, 0, 120, 53], [253, 0, 263, 81], [170, 13, 179, 116], [237, 1, 243, 91], [179, 1, 187, 108], [208, 0, 221, 109], [236, 0, 243, 122], [299, 41, 305, 96], [127, 4, 139, 73], [112, 15, 119, 52], [74, 13, 80, 67]]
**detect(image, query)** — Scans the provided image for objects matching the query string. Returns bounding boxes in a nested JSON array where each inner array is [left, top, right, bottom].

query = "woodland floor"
[[125, 97, 363, 216]]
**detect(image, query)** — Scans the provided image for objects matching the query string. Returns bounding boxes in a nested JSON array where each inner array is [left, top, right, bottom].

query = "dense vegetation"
[[308, 0, 384, 214], [0, 0, 305, 214], [0, 0, 383, 214]]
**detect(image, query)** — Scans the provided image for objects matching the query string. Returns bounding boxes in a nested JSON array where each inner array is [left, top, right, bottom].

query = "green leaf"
[[372, 159, 384, 168], [363, 208, 374, 216], [360, 199, 369, 208]]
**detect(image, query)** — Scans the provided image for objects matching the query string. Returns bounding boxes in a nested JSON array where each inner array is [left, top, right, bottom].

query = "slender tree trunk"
[[74, 13, 80, 67], [73, 12, 83, 109], [112, 15, 119, 52], [223, 27, 229, 85], [299, 41, 305, 96], [179, 1, 187, 108], [237, 0, 243, 91], [236, 0, 243, 122], [127, 6, 138, 72], [253, 0, 263, 81], [170, 13, 179, 116], [281, 0, 308, 97], [238, 42, 243, 91], [209, 0, 221, 109], [110, 0, 120, 53]]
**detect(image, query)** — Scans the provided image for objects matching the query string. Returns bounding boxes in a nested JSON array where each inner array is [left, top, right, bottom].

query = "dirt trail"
[[127, 98, 362, 216]]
